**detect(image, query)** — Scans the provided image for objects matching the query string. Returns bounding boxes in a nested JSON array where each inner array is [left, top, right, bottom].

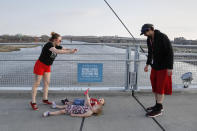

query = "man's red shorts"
[[150, 68, 172, 95], [33, 60, 51, 75]]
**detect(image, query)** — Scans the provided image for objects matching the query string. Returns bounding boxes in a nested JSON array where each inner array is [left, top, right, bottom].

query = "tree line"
[[0, 34, 49, 43]]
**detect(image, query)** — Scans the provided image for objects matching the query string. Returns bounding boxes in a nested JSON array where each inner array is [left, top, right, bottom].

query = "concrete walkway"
[[136, 92, 197, 131], [0, 91, 196, 131]]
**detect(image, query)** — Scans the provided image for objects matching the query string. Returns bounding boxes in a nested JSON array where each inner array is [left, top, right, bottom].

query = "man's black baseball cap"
[[140, 24, 154, 35]]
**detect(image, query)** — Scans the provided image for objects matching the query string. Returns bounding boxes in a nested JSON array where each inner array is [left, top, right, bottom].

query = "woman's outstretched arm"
[[49, 47, 77, 54], [62, 47, 72, 51]]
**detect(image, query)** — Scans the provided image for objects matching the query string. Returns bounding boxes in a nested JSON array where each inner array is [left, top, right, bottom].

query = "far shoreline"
[[0, 44, 40, 52]]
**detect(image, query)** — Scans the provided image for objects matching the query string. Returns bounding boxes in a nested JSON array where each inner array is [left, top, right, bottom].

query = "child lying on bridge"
[[43, 89, 103, 117]]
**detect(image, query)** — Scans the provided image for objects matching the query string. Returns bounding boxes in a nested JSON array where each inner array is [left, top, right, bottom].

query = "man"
[[141, 24, 174, 118]]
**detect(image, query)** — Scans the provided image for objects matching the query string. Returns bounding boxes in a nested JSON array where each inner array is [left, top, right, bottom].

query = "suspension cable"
[[103, 0, 146, 53]]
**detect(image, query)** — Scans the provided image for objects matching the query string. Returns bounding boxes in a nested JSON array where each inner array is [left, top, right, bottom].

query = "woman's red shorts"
[[150, 68, 172, 95], [33, 60, 51, 75]]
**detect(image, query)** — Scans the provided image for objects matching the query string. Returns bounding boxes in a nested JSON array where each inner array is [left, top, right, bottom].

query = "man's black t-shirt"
[[39, 42, 63, 65]]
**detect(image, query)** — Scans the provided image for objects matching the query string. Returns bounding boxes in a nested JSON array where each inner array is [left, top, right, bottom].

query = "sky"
[[0, 0, 196, 40]]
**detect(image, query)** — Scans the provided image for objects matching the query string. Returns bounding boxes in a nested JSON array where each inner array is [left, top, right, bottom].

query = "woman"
[[30, 32, 77, 110], [43, 90, 103, 117]]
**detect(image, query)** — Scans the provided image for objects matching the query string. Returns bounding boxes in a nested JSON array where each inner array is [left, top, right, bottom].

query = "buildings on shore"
[[0, 34, 49, 43], [174, 37, 197, 45], [0, 34, 196, 45]]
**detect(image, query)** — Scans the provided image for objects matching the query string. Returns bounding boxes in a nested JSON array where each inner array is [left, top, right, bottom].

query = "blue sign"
[[77, 63, 103, 82]]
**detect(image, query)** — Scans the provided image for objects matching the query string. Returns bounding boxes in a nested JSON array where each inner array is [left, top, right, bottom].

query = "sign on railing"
[[77, 63, 103, 82]]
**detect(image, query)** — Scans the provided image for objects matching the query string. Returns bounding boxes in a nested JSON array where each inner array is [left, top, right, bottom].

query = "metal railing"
[[135, 45, 197, 89], [0, 42, 197, 91]]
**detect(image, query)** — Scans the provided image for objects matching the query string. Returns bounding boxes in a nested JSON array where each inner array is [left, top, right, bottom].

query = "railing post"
[[133, 45, 140, 90], [125, 46, 132, 90]]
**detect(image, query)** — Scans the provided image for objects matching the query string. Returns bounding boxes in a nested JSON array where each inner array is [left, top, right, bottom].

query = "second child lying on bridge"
[[43, 89, 103, 117]]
